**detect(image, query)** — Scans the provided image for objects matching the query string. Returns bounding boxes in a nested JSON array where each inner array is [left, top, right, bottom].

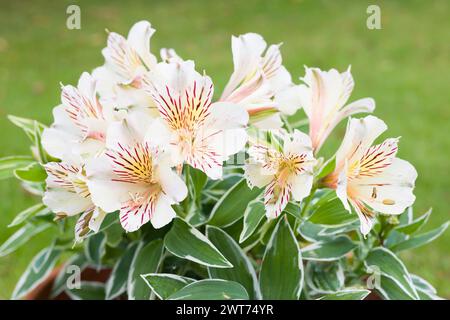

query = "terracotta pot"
[[25, 266, 112, 300]]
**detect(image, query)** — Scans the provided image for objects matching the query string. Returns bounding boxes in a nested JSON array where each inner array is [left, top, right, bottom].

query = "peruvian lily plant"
[[1, 20, 447, 301]]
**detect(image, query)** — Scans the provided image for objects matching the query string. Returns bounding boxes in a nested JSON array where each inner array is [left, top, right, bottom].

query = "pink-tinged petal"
[[336, 97, 375, 121], [351, 158, 417, 215], [283, 129, 313, 156], [349, 198, 375, 236], [160, 48, 183, 63], [221, 33, 267, 99], [335, 116, 387, 173], [119, 187, 162, 232], [251, 113, 283, 129], [264, 179, 291, 219]]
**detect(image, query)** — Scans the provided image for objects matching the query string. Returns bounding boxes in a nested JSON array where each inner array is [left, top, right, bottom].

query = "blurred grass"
[[0, 0, 448, 298]]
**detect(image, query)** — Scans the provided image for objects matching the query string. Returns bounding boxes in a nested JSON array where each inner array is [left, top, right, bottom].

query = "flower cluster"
[[41, 20, 417, 240]]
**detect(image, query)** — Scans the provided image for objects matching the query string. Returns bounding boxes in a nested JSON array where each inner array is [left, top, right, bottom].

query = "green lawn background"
[[0, 0, 448, 298]]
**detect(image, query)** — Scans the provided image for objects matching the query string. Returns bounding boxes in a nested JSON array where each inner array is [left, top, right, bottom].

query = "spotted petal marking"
[[106, 142, 156, 185], [105, 32, 147, 83], [61, 84, 105, 139], [45, 162, 90, 198]]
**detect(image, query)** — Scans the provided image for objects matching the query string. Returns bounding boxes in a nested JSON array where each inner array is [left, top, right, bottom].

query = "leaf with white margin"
[[395, 208, 432, 234], [301, 235, 357, 261], [208, 178, 262, 227], [0, 223, 51, 257], [259, 217, 303, 300], [207, 226, 261, 299], [167, 279, 249, 300], [141, 273, 194, 300], [128, 239, 164, 300], [389, 221, 449, 252], [305, 261, 345, 294], [364, 247, 419, 300], [66, 281, 105, 300], [8, 203, 50, 228], [51, 253, 88, 298], [0, 156, 34, 180], [376, 275, 414, 300], [239, 200, 265, 243], [411, 274, 443, 300], [12, 247, 61, 299], [317, 289, 370, 300], [164, 218, 232, 268], [105, 242, 139, 300], [84, 232, 106, 267]]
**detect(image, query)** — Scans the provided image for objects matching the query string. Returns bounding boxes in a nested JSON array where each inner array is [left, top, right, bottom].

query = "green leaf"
[[103, 222, 124, 247], [410, 275, 442, 300], [127, 239, 164, 300], [0, 156, 34, 180], [105, 242, 139, 300], [208, 179, 262, 227], [206, 226, 260, 299], [8, 203, 50, 227], [308, 196, 357, 226], [364, 247, 419, 300], [164, 218, 232, 268], [376, 275, 414, 300], [318, 289, 370, 300], [66, 281, 106, 300], [14, 162, 47, 183], [395, 208, 432, 234], [301, 235, 357, 261], [389, 222, 449, 252], [8, 115, 46, 144], [298, 220, 358, 242], [84, 232, 106, 267], [316, 157, 336, 180], [167, 279, 249, 300], [239, 200, 266, 243], [283, 201, 302, 219], [51, 253, 88, 298], [188, 165, 207, 199], [12, 247, 62, 299], [305, 261, 344, 294], [141, 273, 194, 300], [0, 223, 51, 257], [259, 217, 303, 300]]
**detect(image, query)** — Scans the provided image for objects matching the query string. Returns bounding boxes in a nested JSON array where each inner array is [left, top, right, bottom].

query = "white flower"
[[86, 110, 188, 232], [143, 60, 249, 180], [42, 72, 119, 162], [43, 160, 106, 242], [298, 66, 375, 153], [93, 20, 157, 110], [244, 130, 316, 218], [322, 116, 417, 235], [220, 33, 303, 128]]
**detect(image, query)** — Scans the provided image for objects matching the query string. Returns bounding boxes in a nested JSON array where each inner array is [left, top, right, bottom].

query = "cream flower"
[[298, 66, 375, 153], [220, 33, 303, 128], [322, 116, 417, 235], [93, 20, 157, 110], [244, 130, 316, 218], [42, 72, 119, 162], [43, 160, 107, 242], [143, 60, 249, 180], [86, 110, 188, 232]]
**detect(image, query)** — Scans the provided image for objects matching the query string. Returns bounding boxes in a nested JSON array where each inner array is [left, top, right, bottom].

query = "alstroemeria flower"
[[322, 116, 417, 235], [244, 130, 316, 218], [43, 160, 107, 242], [42, 72, 119, 161], [86, 111, 188, 232], [220, 33, 303, 128], [298, 66, 375, 153], [93, 20, 157, 110], [144, 60, 249, 180]]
